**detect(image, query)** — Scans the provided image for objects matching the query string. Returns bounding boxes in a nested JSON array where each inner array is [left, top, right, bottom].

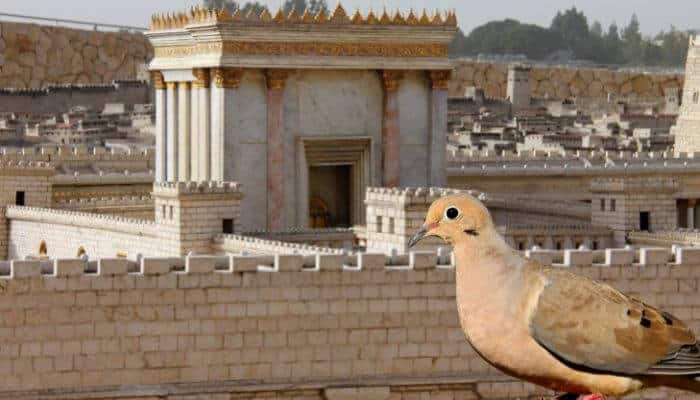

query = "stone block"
[[640, 248, 670, 265], [11, 260, 41, 278], [358, 253, 386, 270], [525, 249, 555, 265], [563, 249, 593, 267], [186, 256, 216, 274], [275, 254, 303, 272], [97, 258, 129, 276], [315, 254, 344, 271], [604, 249, 634, 266], [140, 258, 174, 275], [325, 387, 390, 400], [231, 255, 265, 272], [676, 248, 700, 265], [409, 251, 437, 270], [54, 259, 85, 277]]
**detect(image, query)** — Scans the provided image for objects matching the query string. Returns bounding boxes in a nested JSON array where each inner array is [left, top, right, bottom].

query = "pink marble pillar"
[[381, 70, 402, 188], [266, 70, 288, 230]]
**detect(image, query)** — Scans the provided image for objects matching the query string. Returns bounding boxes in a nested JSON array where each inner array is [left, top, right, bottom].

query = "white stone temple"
[[145, 5, 457, 231]]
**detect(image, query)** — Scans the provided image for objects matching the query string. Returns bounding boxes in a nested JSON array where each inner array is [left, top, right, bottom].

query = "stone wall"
[[0, 248, 697, 399], [0, 21, 152, 89], [449, 60, 685, 100]]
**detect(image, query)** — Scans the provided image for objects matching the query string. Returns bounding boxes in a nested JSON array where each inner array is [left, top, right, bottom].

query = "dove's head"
[[408, 193, 494, 248]]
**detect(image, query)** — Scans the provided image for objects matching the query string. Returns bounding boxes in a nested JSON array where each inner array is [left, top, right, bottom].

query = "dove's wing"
[[529, 267, 700, 376]]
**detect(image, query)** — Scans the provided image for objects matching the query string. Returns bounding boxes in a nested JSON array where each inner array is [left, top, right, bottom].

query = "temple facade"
[[146, 5, 457, 231]]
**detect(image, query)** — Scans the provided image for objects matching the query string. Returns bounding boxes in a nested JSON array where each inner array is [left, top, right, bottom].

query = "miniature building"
[[146, 5, 457, 231], [672, 35, 700, 155], [507, 64, 531, 111]]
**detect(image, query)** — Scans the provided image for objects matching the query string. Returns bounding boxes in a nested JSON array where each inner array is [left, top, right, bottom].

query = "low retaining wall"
[[0, 249, 695, 399]]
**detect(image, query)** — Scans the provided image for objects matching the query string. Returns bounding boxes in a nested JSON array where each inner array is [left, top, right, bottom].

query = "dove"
[[408, 193, 700, 399]]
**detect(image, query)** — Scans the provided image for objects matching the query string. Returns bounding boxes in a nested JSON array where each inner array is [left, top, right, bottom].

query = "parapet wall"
[[450, 60, 684, 100], [0, 248, 695, 399], [0, 21, 151, 89]]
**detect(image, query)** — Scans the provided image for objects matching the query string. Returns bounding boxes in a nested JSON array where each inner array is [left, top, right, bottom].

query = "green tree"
[[202, 0, 266, 15], [458, 19, 565, 60], [622, 14, 643, 64], [603, 23, 624, 64], [590, 21, 603, 37], [282, 0, 328, 14]]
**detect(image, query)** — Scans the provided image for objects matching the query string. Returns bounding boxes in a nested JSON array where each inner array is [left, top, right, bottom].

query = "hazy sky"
[[2, 0, 699, 35]]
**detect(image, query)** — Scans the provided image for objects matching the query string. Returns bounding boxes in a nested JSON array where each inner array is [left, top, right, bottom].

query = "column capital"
[[192, 68, 210, 88], [429, 70, 451, 90], [178, 81, 191, 90], [265, 69, 289, 90], [166, 81, 178, 90], [381, 70, 403, 91], [213, 67, 242, 89], [150, 71, 165, 90]]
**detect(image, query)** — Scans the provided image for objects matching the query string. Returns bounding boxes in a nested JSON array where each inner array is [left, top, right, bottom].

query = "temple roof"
[[150, 4, 457, 31]]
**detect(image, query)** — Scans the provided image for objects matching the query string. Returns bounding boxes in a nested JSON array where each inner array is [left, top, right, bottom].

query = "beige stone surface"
[[0, 21, 152, 88], [449, 61, 684, 100]]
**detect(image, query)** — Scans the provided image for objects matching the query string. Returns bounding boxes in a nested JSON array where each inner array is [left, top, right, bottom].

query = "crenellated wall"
[[0, 248, 696, 399]]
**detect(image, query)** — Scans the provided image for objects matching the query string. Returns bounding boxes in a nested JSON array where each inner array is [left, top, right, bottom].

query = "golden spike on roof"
[[273, 8, 286, 23], [392, 10, 406, 24], [315, 8, 329, 23], [419, 9, 431, 25], [365, 9, 378, 24], [245, 7, 257, 20], [330, 3, 348, 23], [287, 8, 300, 22], [301, 8, 315, 23], [405, 9, 419, 25], [351, 8, 363, 24], [444, 10, 457, 26], [259, 8, 272, 22], [432, 9, 443, 25], [219, 7, 232, 22], [231, 7, 242, 20], [379, 8, 391, 24]]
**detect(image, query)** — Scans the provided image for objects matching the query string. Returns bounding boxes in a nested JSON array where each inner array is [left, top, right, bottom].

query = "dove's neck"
[[453, 228, 527, 333]]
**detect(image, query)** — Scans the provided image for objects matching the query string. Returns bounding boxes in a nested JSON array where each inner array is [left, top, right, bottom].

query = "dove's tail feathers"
[[646, 343, 700, 375]]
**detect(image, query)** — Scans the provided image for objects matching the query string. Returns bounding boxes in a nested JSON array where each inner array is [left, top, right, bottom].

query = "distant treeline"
[[449, 7, 694, 67]]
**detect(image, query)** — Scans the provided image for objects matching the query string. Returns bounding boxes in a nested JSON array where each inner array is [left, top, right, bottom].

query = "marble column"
[[190, 78, 200, 181], [266, 69, 288, 230], [429, 70, 450, 186], [177, 82, 191, 181], [381, 70, 402, 187], [152, 71, 167, 182], [211, 68, 241, 181], [165, 82, 179, 181], [194, 68, 211, 181], [688, 199, 696, 229]]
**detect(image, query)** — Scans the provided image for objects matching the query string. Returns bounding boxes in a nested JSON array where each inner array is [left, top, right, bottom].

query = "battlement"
[[0, 80, 150, 95], [213, 234, 346, 256], [365, 187, 485, 206], [1, 245, 700, 281], [152, 181, 243, 197], [54, 194, 152, 207], [150, 4, 457, 31], [591, 176, 679, 193]]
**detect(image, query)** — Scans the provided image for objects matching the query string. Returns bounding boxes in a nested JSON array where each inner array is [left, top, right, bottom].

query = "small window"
[[161, 205, 166, 219], [518, 242, 524, 251], [376, 216, 383, 233], [592, 241, 599, 250], [555, 242, 562, 250], [388, 218, 395, 234], [222, 219, 234, 234], [600, 198, 605, 212], [640, 212, 650, 231], [610, 199, 616, 212], [169, 206, 174, 219], [694, 91, 699, 104], [15, 191, 25, 206]]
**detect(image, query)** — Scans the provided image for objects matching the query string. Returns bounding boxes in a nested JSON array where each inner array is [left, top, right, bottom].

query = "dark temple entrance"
[[308, 165, 351, 228]]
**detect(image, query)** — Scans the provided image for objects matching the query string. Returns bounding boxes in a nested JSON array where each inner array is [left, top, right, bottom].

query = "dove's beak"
[[408, 223, 438, 248]]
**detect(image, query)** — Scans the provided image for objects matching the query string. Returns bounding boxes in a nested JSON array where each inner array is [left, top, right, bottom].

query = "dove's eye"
[[444, 206, 460, 220]]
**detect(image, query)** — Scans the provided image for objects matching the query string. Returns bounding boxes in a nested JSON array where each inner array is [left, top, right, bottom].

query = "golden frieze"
[[154, 41, 448, 58]]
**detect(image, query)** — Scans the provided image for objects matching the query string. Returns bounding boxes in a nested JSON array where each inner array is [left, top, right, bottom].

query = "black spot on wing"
[[640, 317, 652, 328]]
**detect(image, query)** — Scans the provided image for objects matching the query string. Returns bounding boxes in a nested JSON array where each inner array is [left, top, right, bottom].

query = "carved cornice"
[[429, 70, 451, 90], [192, 68, 210, 88], [154, 41, 448, 59], [150, 71, 166, 89], [150, 4, 457, 30], [382, 70, 403, 91], [266, 70, 289, 90], [212, 68, 242, 89]]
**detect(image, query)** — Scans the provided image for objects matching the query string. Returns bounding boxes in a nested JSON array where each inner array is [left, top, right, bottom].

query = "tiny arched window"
[[38, 240, 47, 256]]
